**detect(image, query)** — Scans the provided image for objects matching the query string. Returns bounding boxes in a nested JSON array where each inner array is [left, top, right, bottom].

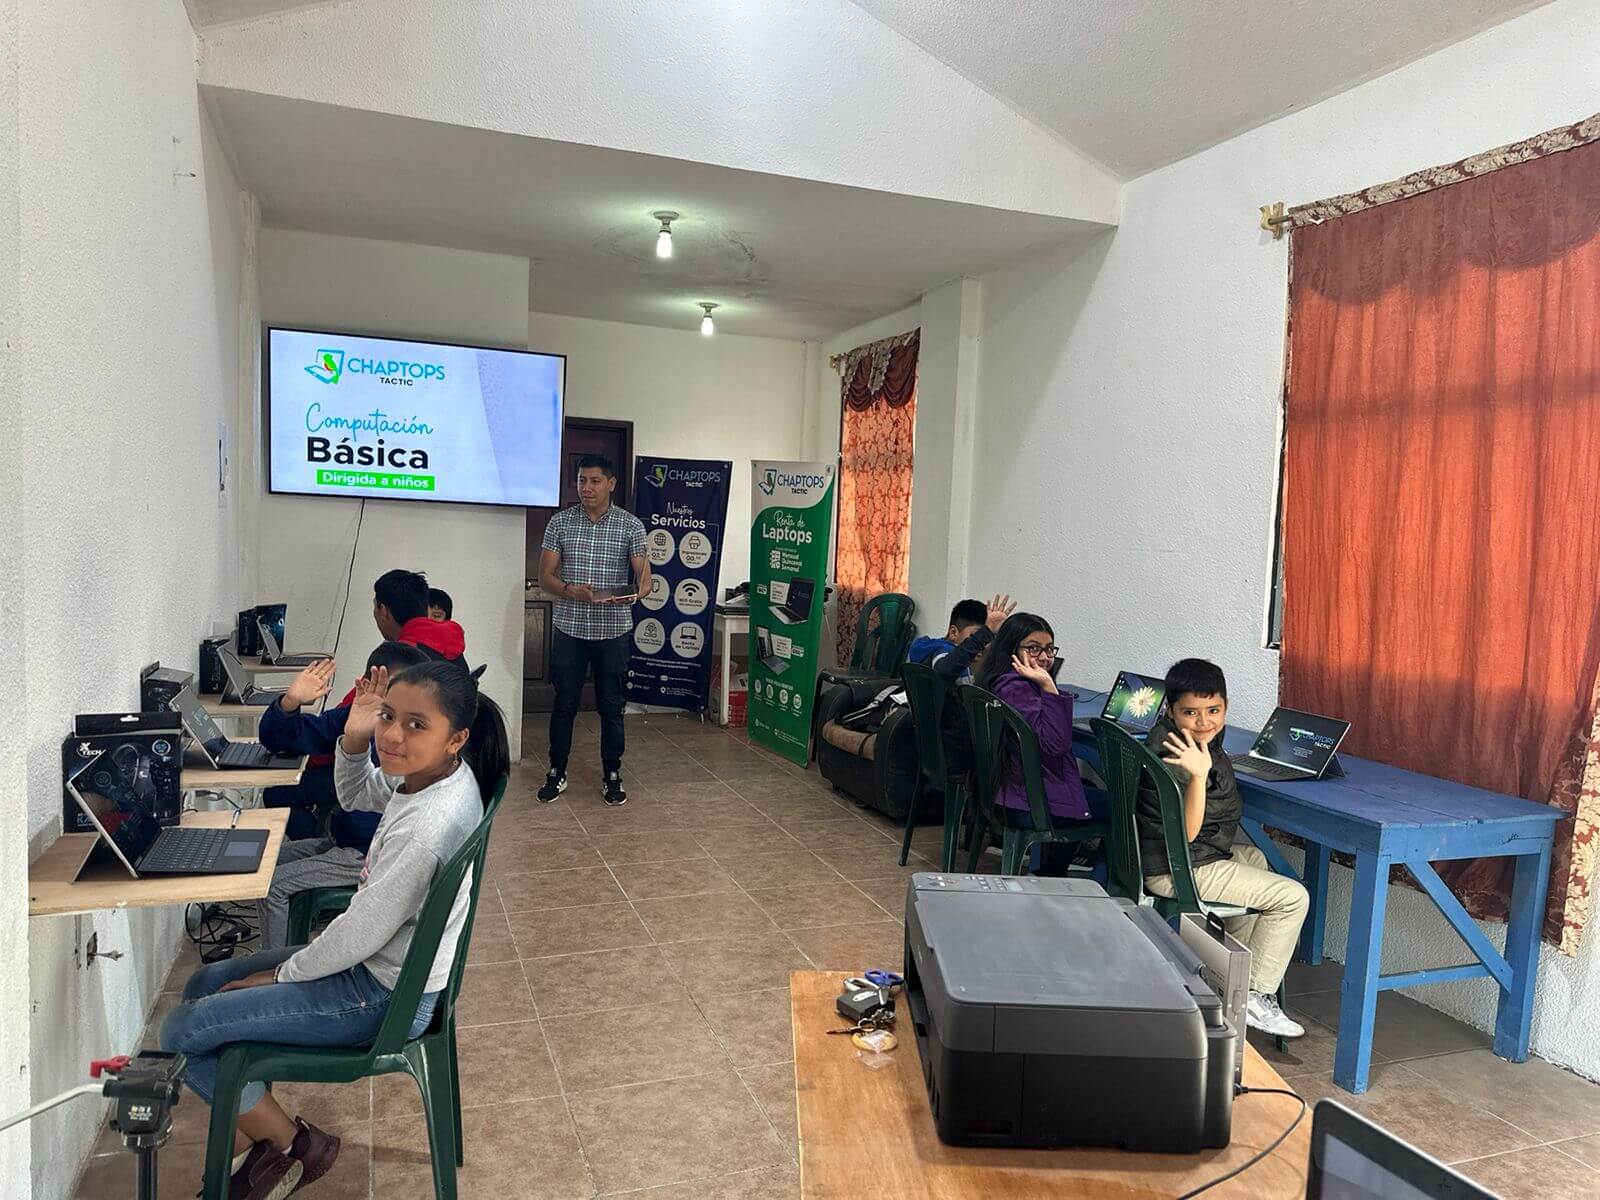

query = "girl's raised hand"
[[1012, 653, 1054, 689], [345, 665, 390, 740]]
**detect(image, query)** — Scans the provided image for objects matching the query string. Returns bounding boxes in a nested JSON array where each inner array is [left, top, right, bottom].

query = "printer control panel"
[[911, 872, 1104, 897]]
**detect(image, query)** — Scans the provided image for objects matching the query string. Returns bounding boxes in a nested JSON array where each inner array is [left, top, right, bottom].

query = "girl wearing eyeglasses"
[[973, 613, 1108, 851]]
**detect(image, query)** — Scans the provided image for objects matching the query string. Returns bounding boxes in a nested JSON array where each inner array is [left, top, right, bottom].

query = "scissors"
[[864, 969, 903, 989]]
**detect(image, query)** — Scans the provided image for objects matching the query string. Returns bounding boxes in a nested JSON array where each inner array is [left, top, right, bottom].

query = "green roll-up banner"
[[748, 461, 837, 765]]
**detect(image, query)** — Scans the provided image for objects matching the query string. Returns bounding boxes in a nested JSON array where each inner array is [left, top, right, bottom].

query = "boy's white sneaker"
[[1247, 991, 1305, 1039]]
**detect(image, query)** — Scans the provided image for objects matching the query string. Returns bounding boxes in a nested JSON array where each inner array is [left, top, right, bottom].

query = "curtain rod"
[[1257, 110, 1600, 240]]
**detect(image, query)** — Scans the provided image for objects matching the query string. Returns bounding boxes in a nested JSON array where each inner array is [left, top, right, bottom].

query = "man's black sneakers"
[[537, 770, 567, 803], [602, 771, 628, 806]]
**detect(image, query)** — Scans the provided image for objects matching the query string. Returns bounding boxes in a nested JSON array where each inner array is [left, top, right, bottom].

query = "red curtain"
[[1279, 139, 1600, 948], [835, 337, 917, 665]]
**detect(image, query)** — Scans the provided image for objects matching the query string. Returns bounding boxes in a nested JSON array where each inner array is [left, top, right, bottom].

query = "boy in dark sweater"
[[1137, 658, 1309, 1039]]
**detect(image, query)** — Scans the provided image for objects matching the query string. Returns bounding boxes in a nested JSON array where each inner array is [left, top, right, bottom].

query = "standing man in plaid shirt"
[[537, 454, 651, 805]]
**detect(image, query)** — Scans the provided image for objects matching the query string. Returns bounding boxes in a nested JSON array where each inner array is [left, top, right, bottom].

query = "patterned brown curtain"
[[834, 331, 918, 666], [1279, 133, 1600, 951]]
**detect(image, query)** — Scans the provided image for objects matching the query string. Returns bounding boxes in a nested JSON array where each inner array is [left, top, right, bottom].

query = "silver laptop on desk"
[[1231, 706, 1350, 782], [256, 617, 331, 668], [167, 684, 303, 771], [220, 645, 287, 706], [66, 756, 267, 877]]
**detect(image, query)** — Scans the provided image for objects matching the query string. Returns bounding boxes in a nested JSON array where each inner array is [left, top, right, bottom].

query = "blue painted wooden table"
[[1066, 686, 1563, 1093]]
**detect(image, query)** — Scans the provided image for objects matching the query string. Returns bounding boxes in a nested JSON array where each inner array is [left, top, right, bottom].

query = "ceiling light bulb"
[[652, 210, 679, 259], [699, 302, 718, 337]]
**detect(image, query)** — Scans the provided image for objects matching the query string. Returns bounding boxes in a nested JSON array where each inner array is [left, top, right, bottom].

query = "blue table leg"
[[1335, 853, 1389, 1093], [1298, 842, 1330, 965], [1494, 843, 1552, 1063]]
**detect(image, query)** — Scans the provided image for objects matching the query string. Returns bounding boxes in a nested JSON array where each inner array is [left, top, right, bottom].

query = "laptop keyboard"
[[1234, 758, 1311, 782], [140, 829, 227, 873], [217, 741, 273, 768]]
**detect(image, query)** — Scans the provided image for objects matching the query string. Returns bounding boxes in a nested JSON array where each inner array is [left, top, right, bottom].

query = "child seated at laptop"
[[163, 661, 508, 1198], [256, 641, 429, 951], [427, 587, 453, 622], [909, 596, 1013, 683], [1136, 658, 1309, 1039], [374, 569, 467, 666], [973, 613, 1108, 875]]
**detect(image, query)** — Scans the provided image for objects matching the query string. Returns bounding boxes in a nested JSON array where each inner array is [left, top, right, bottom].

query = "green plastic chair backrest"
[[987, 693, 1057, 835], [957, 684, 1003, 828], [900, 662, 953, 792], [1108, 731, 1203, 912], [851, 593, 916, 675], [1088, 719, 1153, 902], [367, 774, 507, 1054]]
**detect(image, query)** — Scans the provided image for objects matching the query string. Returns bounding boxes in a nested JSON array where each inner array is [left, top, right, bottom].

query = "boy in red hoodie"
[[373, 569, 467, 666]]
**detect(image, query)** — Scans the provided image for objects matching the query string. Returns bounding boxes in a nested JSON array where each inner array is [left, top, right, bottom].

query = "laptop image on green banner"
[[770, 577, 815, 626]]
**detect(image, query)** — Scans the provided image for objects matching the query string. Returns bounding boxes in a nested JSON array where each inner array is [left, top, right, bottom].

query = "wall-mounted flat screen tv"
[[265, 326, 565, 507]]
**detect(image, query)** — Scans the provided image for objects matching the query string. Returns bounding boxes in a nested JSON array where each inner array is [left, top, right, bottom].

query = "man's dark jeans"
[[549, 629, 631, 774]]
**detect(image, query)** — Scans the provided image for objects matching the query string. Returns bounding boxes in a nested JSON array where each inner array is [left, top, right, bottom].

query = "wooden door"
[[523, 418, 635, 714]]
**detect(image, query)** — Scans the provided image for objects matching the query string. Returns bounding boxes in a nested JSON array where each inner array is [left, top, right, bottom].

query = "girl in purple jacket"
[[973, 614, 1108, 869]]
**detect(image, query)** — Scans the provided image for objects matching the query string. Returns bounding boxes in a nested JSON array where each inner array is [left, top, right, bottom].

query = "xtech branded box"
[[62, 713, 185, 832]]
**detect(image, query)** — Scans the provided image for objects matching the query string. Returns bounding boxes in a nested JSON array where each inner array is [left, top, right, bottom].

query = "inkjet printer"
[[904, 873, 1235, 1152]]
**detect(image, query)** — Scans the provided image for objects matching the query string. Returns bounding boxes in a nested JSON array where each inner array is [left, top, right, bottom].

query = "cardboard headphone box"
[[62, 712, 185, 833]]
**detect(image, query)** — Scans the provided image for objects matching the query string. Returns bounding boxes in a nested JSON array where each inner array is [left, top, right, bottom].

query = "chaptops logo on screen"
[[303, 344, 446, 388], [306, 349, 345, 385]]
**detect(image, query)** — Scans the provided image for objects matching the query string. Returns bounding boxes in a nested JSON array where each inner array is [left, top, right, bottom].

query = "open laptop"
[[756, 626, 789, 675], [1076, 670, 1168, 738], [66, 755, 268, 877], [769, 577, 816, 627], [256, 616, 330, 668], [167, 684, 303, 770], [219, 645, 287, 706], [1308, 1100, 1495, 1198], [1231, 706, 1350, 782]]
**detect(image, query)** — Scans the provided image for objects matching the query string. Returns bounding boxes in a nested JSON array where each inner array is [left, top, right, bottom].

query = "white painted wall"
[[256, 229, 530, 755], [13, 2, 254, 1194], [968, 0, 1600, 1077], [0, 0, 26, 1191], [527, 311, 809, 601], [196, 0, 1119, 225]]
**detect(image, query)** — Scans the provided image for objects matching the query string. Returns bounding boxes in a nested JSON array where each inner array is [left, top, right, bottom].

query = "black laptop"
[[256, 616, 330, 668], [1231, 706, 1350, 782], [1308, 1100, 1496, 1198], [167, 684, 302, 771], [1074, 670, 1168, 738], [219, 645, 287, 706], [770, 577, 816, 626], [66, 756, 267, 877]]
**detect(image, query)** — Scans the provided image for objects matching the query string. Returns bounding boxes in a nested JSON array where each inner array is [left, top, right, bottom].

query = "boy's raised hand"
[[284, 658, 336, 709], [1161, 728, 1212, 782], [986, 595, 1016, 632], [345, 665, 389, 740]]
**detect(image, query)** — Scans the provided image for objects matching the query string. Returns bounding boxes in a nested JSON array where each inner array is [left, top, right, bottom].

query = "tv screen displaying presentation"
[[265, 327, 564, 507]]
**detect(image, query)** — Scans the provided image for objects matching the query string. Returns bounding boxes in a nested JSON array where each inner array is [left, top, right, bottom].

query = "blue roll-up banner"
[[625, 457, 733, 712]]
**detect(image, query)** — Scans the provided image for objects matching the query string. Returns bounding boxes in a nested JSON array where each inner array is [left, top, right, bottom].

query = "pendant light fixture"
[[652, 211, 679, 259], [699, 303, 718, 336]]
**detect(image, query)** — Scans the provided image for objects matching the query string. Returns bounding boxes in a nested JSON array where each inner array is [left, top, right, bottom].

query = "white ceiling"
[[844, 0, 1550, 176], [205, 88, 1101, 340]]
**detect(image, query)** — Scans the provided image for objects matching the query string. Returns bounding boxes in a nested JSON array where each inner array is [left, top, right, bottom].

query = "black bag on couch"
[[814, 676, 936, 824]]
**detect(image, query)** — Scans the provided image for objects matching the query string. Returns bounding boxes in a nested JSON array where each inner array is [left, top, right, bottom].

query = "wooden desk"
[[29, 808, 289, 918], [1068, 684, 1562, 1094], [240, 659, 307, 676], [790, 970, 1308, 1198], [201, 697, 266, 724]]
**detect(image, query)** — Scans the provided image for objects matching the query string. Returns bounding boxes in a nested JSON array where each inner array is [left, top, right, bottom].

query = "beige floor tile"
[[1458, 1143, 1600, 1198], [497, 865, 626, 913], [625, 1164, 801, 1199], [812, 846, 929, 882], [1295, 990, 1492, 1062], [785, 921, 905, 974], [659, 932, 813, 1000], [719, 849, 842, 891], [851, 875, 911, 920], [1402, 1048, 1600, 1144], [508, 902, 654, 959], [456, 959, 537, 1026], [544, 1000, 729, 1091], [371, 1095, 593, 1199], [740, 1062, 800, 1157], [697, 985, 796, 1066], [588, 830, 709, 865], [372, 1019, 559, 1119], [485, 834, 604, 874], [695, 823, 799, 860], [1556, 1134, 1600, 1170], [609, 858, 742, 901], [464, 909, 519, 965], [744, 881, 891, 930], [566, 1070, 789, 1193], [633, 892, 781, 943], [523, 945, 690, 1016]]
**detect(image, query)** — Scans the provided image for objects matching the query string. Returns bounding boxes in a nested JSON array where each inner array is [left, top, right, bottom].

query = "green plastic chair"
[[201, 777, 507, 1200], [286, 886, 354, 945], [958, 685, 1108, 875], [897, 663, 968, 870], [848, 593, 916, 676], [1087, 719, 1157, 903]]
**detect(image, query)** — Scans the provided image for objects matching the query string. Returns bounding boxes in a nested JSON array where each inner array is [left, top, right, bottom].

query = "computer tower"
[[139, 665, 194, 716], [198, 636, 229, 695]]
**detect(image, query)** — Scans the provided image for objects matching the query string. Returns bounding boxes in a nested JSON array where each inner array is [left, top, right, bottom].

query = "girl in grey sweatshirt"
[[162, 660, 508, 1199]]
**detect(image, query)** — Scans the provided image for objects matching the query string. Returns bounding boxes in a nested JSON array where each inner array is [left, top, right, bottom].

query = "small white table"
[[711, 610, 750, 726]]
